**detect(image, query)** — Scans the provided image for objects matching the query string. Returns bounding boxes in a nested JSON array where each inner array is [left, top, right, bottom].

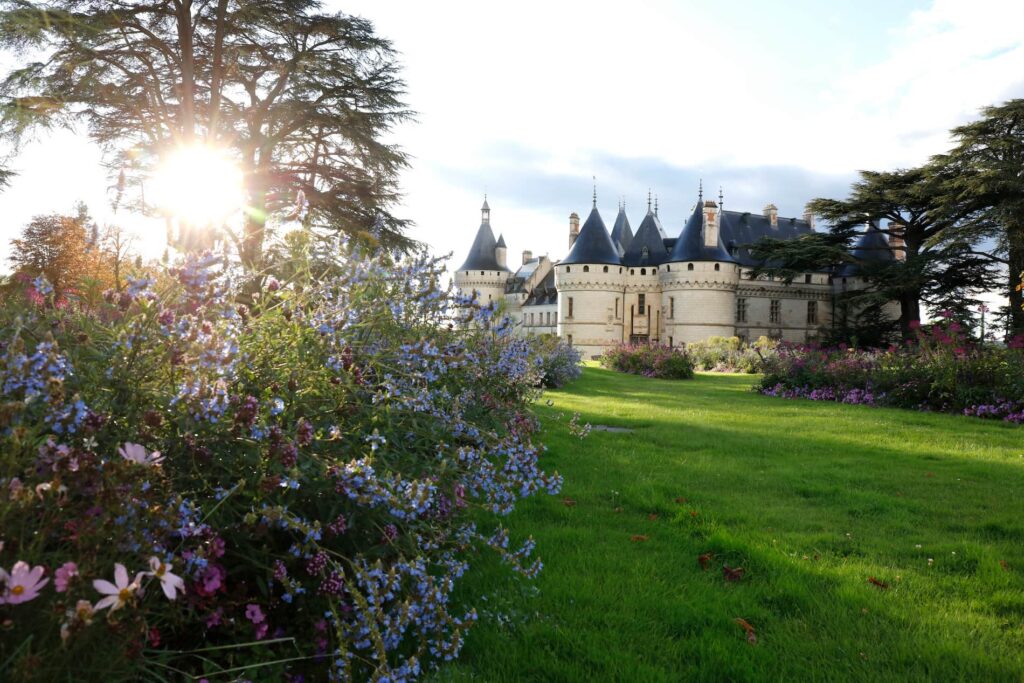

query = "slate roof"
[[523, 269, 557, 306], [668, 201, 736, 263], [838, 225, 894, 276], [457, 220, 509, 272], [623, 211, 671, 267], [610, 208, 634, 256], [561, 207, 622, 266], [719, 209, 814, 266], [496, 233, 506, 248]]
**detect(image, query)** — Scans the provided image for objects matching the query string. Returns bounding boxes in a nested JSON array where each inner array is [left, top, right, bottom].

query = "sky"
[[1, 0, 1023, 310]]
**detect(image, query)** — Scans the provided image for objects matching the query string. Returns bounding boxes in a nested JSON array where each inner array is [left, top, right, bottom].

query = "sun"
[[151, 145, 244, 227]]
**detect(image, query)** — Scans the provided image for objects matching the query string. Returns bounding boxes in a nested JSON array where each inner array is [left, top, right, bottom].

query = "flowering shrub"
[[600, 343, 695, 380], [529, 335, 583, 388], [685, 336, 777, 373], [758, 316, 1024, 423], [0, 243, 561, 681]]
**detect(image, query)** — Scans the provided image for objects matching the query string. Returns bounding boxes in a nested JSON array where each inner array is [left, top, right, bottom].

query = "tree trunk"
[[1008, 223, 1024, 337], [899, 293, 921, 340], [175, 0, 196, 143]]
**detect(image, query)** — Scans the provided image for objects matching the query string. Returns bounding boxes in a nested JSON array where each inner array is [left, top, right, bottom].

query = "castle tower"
[[554, 194, 625, 357], [621, 204, 671, 343], [661, 197, 740, 345], [453, 196, 511, 310]]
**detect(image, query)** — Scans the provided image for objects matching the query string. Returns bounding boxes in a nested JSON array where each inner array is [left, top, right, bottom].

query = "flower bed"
[[758, 318, 1024, 423], [599, 343, 695, 380], [530, 334, 583, 388], [685, 335, 777, 373], [0, 245, 561, 681]]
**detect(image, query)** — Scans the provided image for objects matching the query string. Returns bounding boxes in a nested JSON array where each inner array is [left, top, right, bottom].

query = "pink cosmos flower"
[[54, 561, 78, 592], [146, 556, 185, 600], [93, 563, 142, 612], [0, 561, 49, 604], [118, 442, 164, 466]]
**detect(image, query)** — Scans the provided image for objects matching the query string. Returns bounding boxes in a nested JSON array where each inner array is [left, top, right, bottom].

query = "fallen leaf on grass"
[[734, 617, 757, 645], [1000, 560, 1010, 571], [561, 498, 577, 507], [689, 510, 699, 518], [867, 577, 889, 590], [924, 472, 935, 478], [630, 534, 649, 543], [648, 513, 659, 521], [722, 565, 745, 582], [674, 497, 688, 504], [698, 552, 714, 571], [614, 506, 623, 513]]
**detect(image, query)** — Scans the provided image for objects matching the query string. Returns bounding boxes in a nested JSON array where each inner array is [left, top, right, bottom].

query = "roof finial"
[[654, 194, 659, 217], [647, 189, 652, 213], [718, 185, 724, 209], [698, 178, 703, 202], [592, 176, 597, 209]]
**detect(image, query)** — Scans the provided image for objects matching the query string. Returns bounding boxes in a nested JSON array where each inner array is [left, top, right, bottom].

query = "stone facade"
[[454, 193, 895, 358]]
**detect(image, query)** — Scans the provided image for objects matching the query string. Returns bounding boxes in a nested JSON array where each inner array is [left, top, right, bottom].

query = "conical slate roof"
[[838, 225, 894, 276], [623, 211, 670, 266], [610, 207, 634, 256], [496, 233, 506, 248], [669, 201, 736, 263], [457, 221, 509, 272], [561, 207, 622, 265]]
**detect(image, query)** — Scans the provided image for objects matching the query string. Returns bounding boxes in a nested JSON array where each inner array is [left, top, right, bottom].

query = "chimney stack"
[[888, 221, 906, 261], [703, 200, 720, 249], [522, 250, 533, 265], [802, 208, 815, 230], [763, 203, 778, 227], [568, 212, 580, 248]]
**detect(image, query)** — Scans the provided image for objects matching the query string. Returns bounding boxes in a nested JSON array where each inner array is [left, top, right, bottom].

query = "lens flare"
[[151, 145, 244, 227]]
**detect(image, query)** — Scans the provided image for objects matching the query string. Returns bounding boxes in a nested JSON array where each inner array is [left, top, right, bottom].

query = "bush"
[[599, 343, 695, 380], [758, 316, 1024, 422], [530, 335, 583, 388], [0, 243, 561, 681], [685, 336, 777, 373]]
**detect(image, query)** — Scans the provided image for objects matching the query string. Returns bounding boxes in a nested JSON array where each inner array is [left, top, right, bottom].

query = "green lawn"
[[433, 366, 1024, 682]]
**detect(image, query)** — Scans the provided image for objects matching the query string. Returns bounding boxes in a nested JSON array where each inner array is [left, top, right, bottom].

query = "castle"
[[454, 188, 897, 358]]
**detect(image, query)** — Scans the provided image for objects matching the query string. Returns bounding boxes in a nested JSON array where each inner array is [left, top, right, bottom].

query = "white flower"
[[146, 556, 185, 600], [93, 563, 142, 612], [118, 443, 164, 466]]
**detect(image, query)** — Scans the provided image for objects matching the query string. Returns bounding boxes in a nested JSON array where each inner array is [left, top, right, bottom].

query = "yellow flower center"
[[118, 588, 133, 602], [11, 585, 24, 596], [156, 563, 166, 577]]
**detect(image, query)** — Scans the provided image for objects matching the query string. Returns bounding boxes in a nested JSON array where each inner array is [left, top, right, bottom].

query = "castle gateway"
[[454, 190, 896, 358]]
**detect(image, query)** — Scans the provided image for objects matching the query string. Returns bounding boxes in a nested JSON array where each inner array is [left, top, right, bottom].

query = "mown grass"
[[432, 365, 1024, 682]]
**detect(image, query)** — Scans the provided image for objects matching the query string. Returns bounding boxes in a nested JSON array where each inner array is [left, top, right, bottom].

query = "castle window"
[[807, 301, 818, 325], [805, 274, 812, 284], [687, 263, 694, 271], [667, 265, 671, 271], [568, 297, 574, 319], [584, 265, 590, 273], [567, 335, 573, 346], [641, 268, 646, 276], [547, 312, 552, 325], [638, 293, 646, 314], [615, 297, 619, 318], [714, 264, 720, 271], [603, 265, 608, 273], [630, 269, 635, 275], [566, 267, 571, 273], [669, 297, 675, 319], [668, 336, 673, 348], [619, 268, 623, 273], [736, 298, 748, 323], [770, 299, 781, 324], [480, 271, 484, 275]]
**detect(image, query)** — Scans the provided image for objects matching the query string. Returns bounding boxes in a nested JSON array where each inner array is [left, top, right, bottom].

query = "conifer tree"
[[0, 0, 413, 267], [933, 99, 1024, 335], [751, 167, 997, 341]]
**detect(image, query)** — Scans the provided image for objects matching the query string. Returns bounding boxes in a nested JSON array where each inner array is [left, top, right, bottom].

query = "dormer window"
[[642, 246, 649, 258]]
